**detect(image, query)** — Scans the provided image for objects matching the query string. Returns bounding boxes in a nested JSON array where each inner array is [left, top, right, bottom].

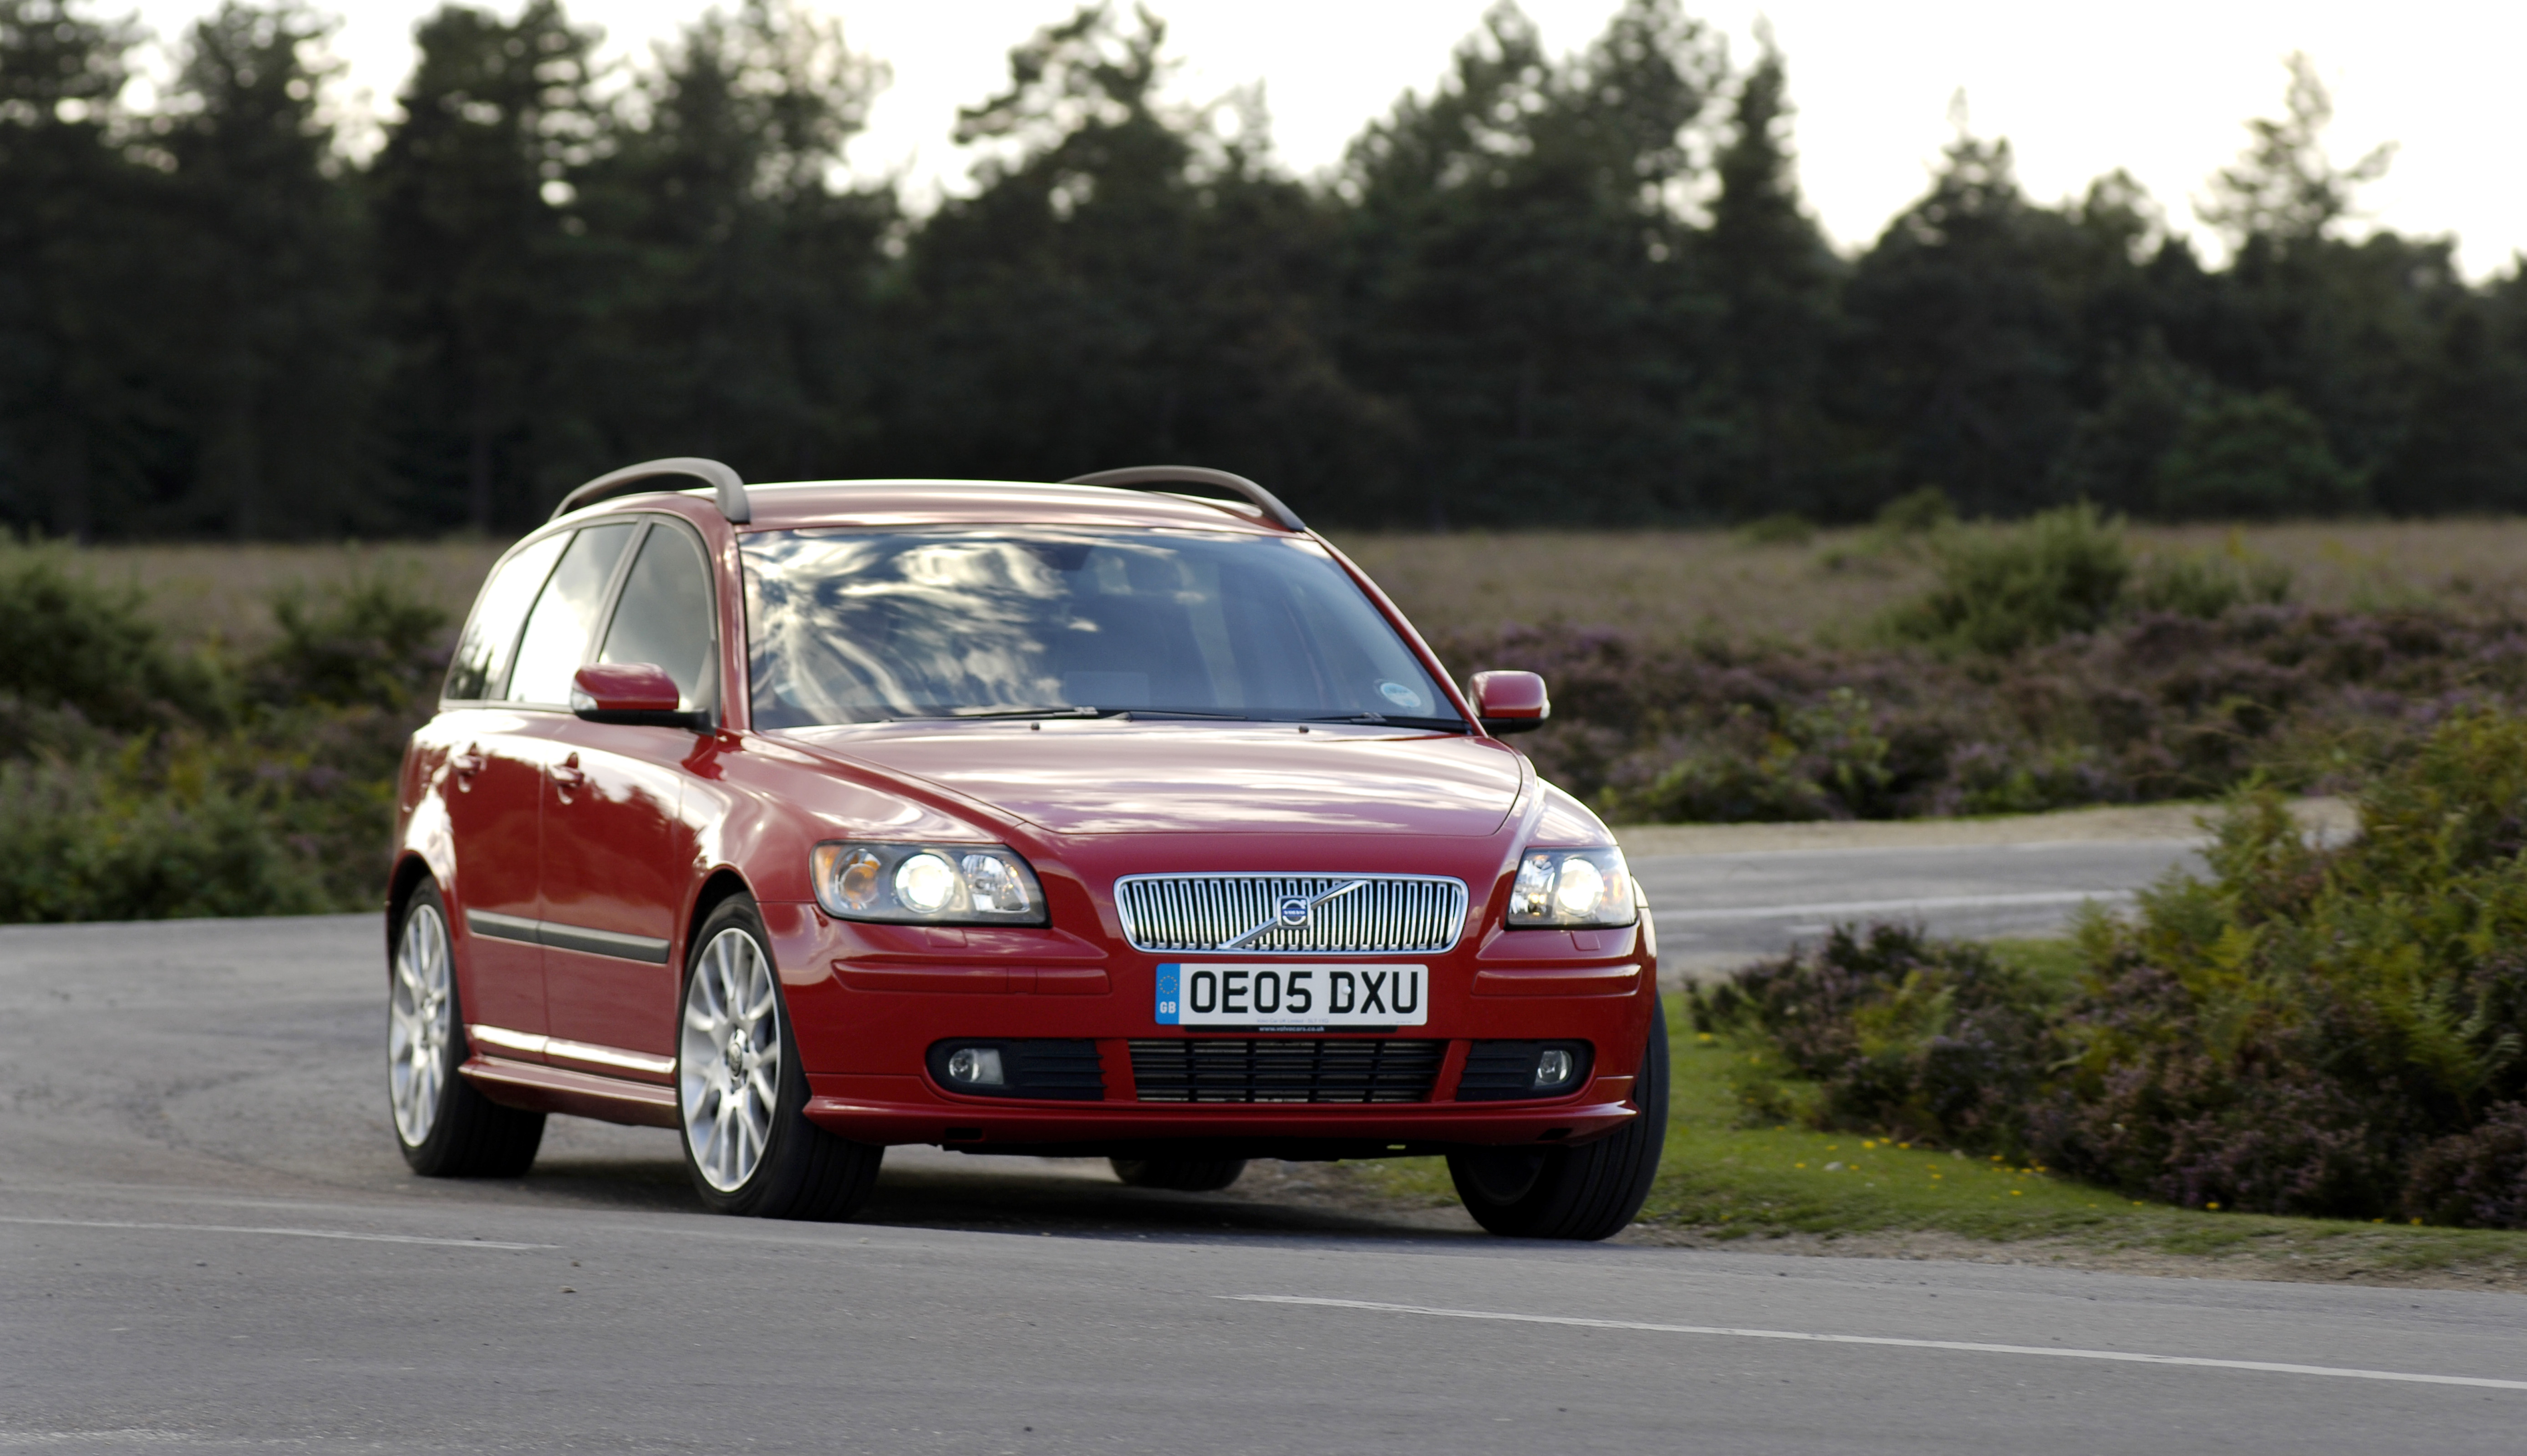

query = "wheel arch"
[[385, 851, 439, 966], [683, 868, 758, 973]]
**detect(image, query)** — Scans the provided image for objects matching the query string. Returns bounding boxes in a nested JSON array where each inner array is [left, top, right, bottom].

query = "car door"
[[434, 529, 573, 1053], [457, 519, 644, 1057], [538, 518, 719, 1074]]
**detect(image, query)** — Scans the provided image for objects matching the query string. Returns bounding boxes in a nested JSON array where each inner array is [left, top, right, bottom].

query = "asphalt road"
[[1632, 837, 2205, 974], [9, 861, 2527, 1454]]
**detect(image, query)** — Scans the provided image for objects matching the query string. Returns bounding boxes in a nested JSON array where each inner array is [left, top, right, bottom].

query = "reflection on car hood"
[[781, 723, 1525, 837]]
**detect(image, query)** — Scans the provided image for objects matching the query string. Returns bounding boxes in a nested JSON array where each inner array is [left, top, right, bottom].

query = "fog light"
[[945, 1046, 1005, 1086], [1536, 1048, 1576, 1088]]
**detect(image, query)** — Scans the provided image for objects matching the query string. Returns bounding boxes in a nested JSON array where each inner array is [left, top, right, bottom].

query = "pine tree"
[[576, 0, 894, 480], [2199, 53, 2393, 251], [1837, 116, 2090, 515], [368, 0, 602, 531], [159, 0, 373, 537], [884, 3, 1380, 508], [0, 0, 163, 539], [1337, 0, 1723, 523], [1698, 29, 1841, 518]]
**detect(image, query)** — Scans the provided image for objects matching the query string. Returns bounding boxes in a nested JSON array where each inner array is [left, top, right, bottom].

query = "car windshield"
[[741, 527, 1463, 731]]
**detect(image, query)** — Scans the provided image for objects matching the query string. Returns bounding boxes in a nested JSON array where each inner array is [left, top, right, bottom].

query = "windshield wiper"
[[938, 705, 1115, 720], [1303, 712, 1471, 731], [917, 706, 1454, 727], [938, 705, 1265, 723]]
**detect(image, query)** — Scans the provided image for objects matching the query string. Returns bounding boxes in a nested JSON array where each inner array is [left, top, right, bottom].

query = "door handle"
[[551, 753, 587, 793], [450, 745, 486, 789]]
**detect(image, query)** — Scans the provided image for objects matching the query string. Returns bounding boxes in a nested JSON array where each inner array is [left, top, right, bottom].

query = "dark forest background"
[[4, 0, 2522, 539]]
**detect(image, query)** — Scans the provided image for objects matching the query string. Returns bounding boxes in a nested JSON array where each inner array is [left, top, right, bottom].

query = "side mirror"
[[571, 663, 707, 729], [1468, 670, 1549, 736]]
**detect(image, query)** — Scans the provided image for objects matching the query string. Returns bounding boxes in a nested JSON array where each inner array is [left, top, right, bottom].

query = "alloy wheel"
[[388, 901, 454, 1146], [679, 926, 783, 1193]]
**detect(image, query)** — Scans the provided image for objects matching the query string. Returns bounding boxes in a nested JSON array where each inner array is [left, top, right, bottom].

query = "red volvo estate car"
[[386, 460, 1666, 1239]]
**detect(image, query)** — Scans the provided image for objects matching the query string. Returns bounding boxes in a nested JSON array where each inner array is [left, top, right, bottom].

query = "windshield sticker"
[[1378, 681, 1425, 711]]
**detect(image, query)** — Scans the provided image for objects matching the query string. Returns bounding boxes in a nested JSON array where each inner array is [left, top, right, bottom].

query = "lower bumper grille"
[[1129, 1038, 1444, 1104]]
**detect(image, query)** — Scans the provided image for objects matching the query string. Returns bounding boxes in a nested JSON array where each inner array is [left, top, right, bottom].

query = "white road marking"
[[1653, 888, 2134, 923], [0, 1215, 554, 1251], [1226, 1295, 2527, 1392]]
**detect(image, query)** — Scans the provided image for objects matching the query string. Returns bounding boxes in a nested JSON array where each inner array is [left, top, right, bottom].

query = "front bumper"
[[800, 1079, 1637, 1156], [765, 901, 1658, 1156]]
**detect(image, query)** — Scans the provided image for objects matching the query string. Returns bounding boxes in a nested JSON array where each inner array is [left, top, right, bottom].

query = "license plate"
[[1154, 964, 1428, 1029]]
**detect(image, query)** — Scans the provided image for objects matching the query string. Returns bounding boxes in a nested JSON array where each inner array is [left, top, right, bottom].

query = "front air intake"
[[1128, 1038, 1444, 1103]]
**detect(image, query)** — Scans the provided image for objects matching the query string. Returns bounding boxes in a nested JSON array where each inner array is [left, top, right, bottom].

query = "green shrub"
[[1693, 925, 2068, 1154], [0, 566, 453, 923], [0, 750, 329, 921], [1878, 502, 2131, 655], [1693, 707, 2527, 1225], [1459, 599, 2527, 826], [1873, 486, 1956, 534], [1738, 512, 1815, 547], [0, 547, 225, 729], [2131, 545, 2294, 618], [2405, 1106, 2527, 1229], [1610, 688, 1904, 823], [253, 568, 451, 711]]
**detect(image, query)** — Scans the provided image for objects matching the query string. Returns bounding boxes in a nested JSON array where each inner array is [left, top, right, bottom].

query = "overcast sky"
[[124, 0, 2527, 278]]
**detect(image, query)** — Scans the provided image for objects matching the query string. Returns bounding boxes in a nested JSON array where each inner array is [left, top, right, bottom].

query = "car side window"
[[598, 523, 718, 709], [505, 522, 638, 704], [442, 531, 571, 703]]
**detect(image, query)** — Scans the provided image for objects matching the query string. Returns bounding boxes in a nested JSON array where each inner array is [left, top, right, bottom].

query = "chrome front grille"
[[1114, 874, 1469, 955]]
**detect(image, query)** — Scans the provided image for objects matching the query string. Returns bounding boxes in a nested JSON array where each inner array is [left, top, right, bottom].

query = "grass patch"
[[1345, 997, 2527, 1278]]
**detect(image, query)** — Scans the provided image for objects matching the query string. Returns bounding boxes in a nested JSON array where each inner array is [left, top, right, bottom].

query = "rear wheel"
[[388, 882, 545, 1177], [1447, 997, 1668, 1240], [1110, 1157, 1248, 1192], [677, 895, 882, 1220]]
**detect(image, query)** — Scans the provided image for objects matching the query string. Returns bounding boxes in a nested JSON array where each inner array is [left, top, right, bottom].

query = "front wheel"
[[676, 895, 883, 1220], [1447, 996, 1668, 1240], [388, 882, 545, 1177]]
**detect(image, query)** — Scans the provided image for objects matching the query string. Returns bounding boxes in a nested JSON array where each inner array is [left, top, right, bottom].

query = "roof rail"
[[552, 457, 751, 524], [1060, 465, 1306, 533]]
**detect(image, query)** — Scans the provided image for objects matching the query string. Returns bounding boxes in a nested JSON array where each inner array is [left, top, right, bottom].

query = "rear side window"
[[506, 523, 638, 704], [599, 523, 717, 709], [443, 532, 569, 702]]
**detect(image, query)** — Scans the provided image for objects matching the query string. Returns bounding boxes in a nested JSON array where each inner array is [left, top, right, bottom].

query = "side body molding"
[[464, 908, 671, 965]]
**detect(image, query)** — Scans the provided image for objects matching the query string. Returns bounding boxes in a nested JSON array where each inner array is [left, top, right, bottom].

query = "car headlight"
[[810, 842, 1047, 925], [1506, 847, 1637, 928]]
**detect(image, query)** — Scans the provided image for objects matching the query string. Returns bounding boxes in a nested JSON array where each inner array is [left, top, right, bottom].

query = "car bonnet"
[[776, 722, 1526, 837]]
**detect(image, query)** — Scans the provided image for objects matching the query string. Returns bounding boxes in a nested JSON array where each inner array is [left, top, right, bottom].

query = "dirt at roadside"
[[1616, 1223, 2527, 1292], [1235, 1160, 2527, 1292]]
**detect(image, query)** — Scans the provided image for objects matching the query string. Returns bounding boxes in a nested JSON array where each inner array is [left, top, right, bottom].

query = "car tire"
[[389, 882, 546, 1177], [1446, 994, 1669, 1241], [677, 894, 883, 1221], [1110, 1157, 1248, 1192]]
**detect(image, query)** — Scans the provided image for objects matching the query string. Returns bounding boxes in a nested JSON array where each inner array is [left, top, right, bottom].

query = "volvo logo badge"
[[1218, 879, 1372, 950]]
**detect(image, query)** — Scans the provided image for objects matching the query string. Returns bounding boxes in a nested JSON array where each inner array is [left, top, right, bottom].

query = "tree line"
[[3, 0, 2522, 538]]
